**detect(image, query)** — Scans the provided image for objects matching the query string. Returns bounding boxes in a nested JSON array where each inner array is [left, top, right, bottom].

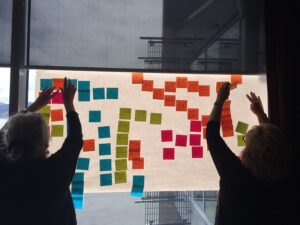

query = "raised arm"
[[246, 92, 269, 125]]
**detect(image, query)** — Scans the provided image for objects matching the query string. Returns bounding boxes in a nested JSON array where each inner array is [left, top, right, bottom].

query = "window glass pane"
[[0, 68, 10, 127]]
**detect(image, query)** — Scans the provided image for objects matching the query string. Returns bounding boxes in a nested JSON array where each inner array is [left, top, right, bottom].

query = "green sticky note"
[[51, 125, 64, 137], [115, 171, 127, 184], [38, 106, 51, 124], [150, 113, 162, 125], [135, 110, 147, 122], [235, 121, 249, 134], [237, 135, 246, 146], [116, 146, 128, 158], [119, 108, 131, 120], [115, 159, 127, 171], [116, 133, 128, 145], [118, 120, 130, 133]]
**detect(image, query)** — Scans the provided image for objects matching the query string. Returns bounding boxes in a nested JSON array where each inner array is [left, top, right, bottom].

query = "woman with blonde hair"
[[207, 82, 294, 225]]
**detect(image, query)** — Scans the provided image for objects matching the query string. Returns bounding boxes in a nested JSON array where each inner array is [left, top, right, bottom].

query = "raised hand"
[[246, 92, 265, 116], [216, 82, 231, 104], [27, 87, 58, 112], [60, 77, 76, 113]]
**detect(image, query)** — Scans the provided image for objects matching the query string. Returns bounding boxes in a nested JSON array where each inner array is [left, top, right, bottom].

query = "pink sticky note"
[[175, 135, 187, 147], [52, 92, 63, 104], [190, 134, 201, 146], [163, 148, 175, 160], [161, 130, 173, 142], [192, 146, 203, 158], [190, 120, 202, 132]]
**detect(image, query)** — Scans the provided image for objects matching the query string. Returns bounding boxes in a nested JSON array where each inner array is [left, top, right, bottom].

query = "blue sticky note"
[[100, 159, 112, 171], [99, 143, 111, 155], [93, 88, 105, 99], [72, 172, 84, 182], [131, 175, 144, 197], [78, 91, 90, 101], [100, 173, 112, 186], [107, 88, 118, 99], [98, 126, 110, 138], [70, 79, 78, 88], [72, 194, 83, 209], [40, 79, 53, 90], [72, 184, 84, 195], [78, 81, 90, 91], [76, 158, 90, 170], [89, 111, 101, 122]]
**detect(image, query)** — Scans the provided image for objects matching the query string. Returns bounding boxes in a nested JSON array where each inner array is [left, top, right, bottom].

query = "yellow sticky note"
[[115, 159, 127, 171], [51, 125, 64, 137], [115, 171, 127, 184]]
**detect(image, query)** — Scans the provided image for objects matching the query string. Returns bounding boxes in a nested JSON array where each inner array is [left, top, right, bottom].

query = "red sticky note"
[[223, 100, 231, 109], [163, 148, 175, 160], [188, 108, 199, 120], [176, 100, 187, 111], [132, 157, 144, 169], [132, 72, 144, 84], [129, 150, 140, 160], [175, 135, 187, 147], [221, 114, 232, 121], [231, 74, 242, 85], [190, 134, 201, 146], [165, 81, 176, 92], [153, 88, 165, 100], [203, 128, 207, 139], [142, 80, 153, 91], [50, 109, 63, 122], [190, 120, 202, 132], [52, 92, 63, 104], [129, 140, 141, 151], [161, 130, 173, 142], [222, 129, 234, 137], [164, 95, 176, 107], [53, 78, 64, 90], [176, 77, 188, 88], [198, 85, 210, 96], [216, 81, 226, 93], [83, 139, 95, 152], [187, 81, 199, 92], [202, 115, 209, 127], [192, 146, 203, 158], [222, 109, 231, 116]]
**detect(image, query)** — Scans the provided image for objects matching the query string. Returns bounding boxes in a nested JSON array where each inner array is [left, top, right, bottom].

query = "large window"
[[0, 68, 10, 127]]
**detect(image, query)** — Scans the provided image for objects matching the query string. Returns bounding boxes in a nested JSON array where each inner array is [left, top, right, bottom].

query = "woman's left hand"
[[27, 87, 58, 112]]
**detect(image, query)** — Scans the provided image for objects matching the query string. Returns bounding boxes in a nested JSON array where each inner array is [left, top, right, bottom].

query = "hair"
[[241, 124, 292, 182], [4, 112, 49, 161]]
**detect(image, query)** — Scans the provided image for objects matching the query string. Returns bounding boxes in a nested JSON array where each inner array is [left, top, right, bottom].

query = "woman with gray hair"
[[0, 78, 83, 225], [207, 82, 294, 225]]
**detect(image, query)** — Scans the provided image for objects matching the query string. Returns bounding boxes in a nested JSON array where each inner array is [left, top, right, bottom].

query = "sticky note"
[[78, 91, 90, 101], [237, 135, 246, 146], [115, 159, 127, 171], [100, 159, 112, 171], [192, 146, 203, 158], [100, 174, 112, 186], [78, 81, 90, 91], [163, 148, 175, 160], [190, 134, 201, 146], [164, 95, 176, 107], [115, 171, 127, 184], [72, 194, 83, 209], [187, 81, 199, 92], [150, 113, 162, 125], [176, 77, 188, 88], [129, 151, 140, 161], [188, 108, 199, 120], [129, 140, 141, 151], [142, 80, 153, 91], [53, 78, 64, 90], [132, 72, 143, 84], [231, 74, 242, 85], [223, 129, 234, 137], [71, 185, 84, 196], [132, 157, 144, 169], [76, 158, 90, 170], [107, 88, 118, 99], [223, 100, 231, 109], [83, 139, 95, 151], [202, 115, 209, 127], [89, 110, 101, 122], [216, 81, 226, 93], [116, 146, 128, 158], [93, 88, 105, 99], [38, 106, 50, 124], [198, 85, 210, 96], [135, 110, 147, 122], [119, 108, 131, 120], [176, 100, 187, 111], [98, 126, 111, 138], [70, 79, 78, 88], [175, 135, 187, 147], [72, 172, 84, 183], [51, 109, 63, 122], [40, 79, 53, 90], [235, 121, 249, 134], [190, 120, 202, 132], [203, 128, 207, 139], [52, 92, 64, 104], [116, 133, 128, 145], [51, 125, 64, 137], [153, 88, 164, 100], [131, 176, 145, 197], [165, 81, 176, 92], [161, 130, 173, 142], [99, 143, 111, 156], [118, 120, 130, 133]]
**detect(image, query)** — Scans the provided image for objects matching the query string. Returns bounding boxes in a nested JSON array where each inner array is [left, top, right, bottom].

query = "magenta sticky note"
[[190, 120, 202, 132], [189, 134, 201, 146], [161, 130, 173, 142], [52, 92, 63, 104], [163, 148, 175, 160], [175, 135, 187, 147], [192, 146, 203, 158]]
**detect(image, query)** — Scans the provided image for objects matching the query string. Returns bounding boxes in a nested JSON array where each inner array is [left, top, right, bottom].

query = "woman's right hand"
[[60, 77, 76, 113], [246, 92, 264, 116]]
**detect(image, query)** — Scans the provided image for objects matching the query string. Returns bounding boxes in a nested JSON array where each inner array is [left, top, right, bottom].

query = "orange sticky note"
[[132, 157, 144, 169], [187, 81, 199, 92], [83, 139, 95, 152], [231, 74, 242, 85], [132, 72, 144, 84], [129, 140, 141, 151], [222, 108, 231, 116], [128, 150, 140, 161], [176, 77, 188, 88], [53, 78, 64, 90], [50, 109, 63, 122], [142, 80, 153, 91], [202, 115, 209, 127], [165, 81, 176, 92], [221, 114, 232, 121], [188, 108, 199, 120], [223, 100, 231, 109], [216, 82, 226, 93], [198, 85, 210, 96], [176, 100, 187, 111], [164, 95, 176, 107], [153, 88, 164, 100], [222, 129, 234, 137], [203, 127, 207, 139]]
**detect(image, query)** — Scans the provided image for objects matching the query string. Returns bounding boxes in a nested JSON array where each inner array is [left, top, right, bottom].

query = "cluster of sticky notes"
[[134, 110, 162, 125], [131, 175, 145, 197], [221, 100, 234, 137], [235, 121, 249, 146], [129, 140, 144, 169], [38, 105, 51, 124], [71, 172, 84, 209], [78, 81, 90, 102], [189, 120, 203, 158], [93, 87, 119, 100]]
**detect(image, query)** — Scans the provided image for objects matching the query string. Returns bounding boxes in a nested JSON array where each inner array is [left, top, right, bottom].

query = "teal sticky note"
[[71, 184, 84, 195], [235, 121, 249, 134], [131, 175, 145, 197], [40, 79, 53, 90], [150, 113, 162, 125], [72, 172, 84, 182], [100, 159, 112, 171], [118, 120, 130, 133], [99, 143, 111, 155], [72, 194, 83, 209], [78, 81, 90, 91], [135, 110, 147, 122], [98, 126, 110, 138], [89, 110, 101, 122], [70, 79, 78, 88], [93, 88, 105, 99], [107, 88, 118, 99], [119, 108, 131, 120], [78, 91, 90, 101], [100, 173, 112, 186], [76, 158, 90, 170]]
